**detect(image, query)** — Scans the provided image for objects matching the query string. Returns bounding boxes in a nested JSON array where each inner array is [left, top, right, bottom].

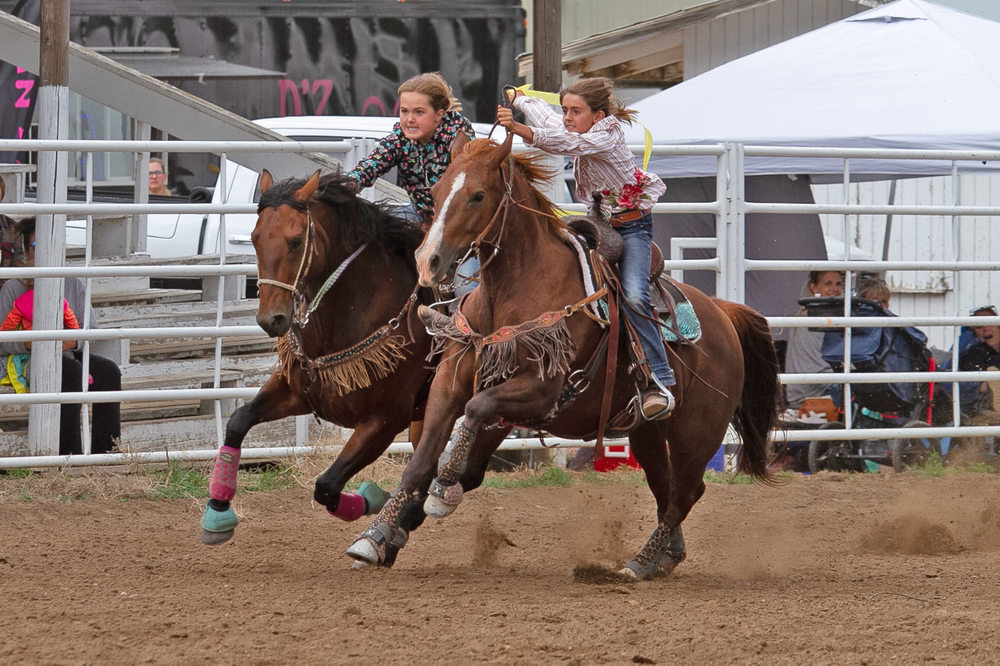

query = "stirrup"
[[640, 385, 675, 420]]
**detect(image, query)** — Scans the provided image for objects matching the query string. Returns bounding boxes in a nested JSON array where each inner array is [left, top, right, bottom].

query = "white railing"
[[1, 138, 998, 467]]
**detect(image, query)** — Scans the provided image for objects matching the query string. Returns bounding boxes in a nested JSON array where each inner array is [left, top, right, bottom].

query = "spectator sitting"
[[784, 270, 844, 415], [958, 305, 1000, 415], [0, 218, 122, 455], [0, 263, 85, 393], [148, 156, 174, 196], [856, 276, 891, 310]]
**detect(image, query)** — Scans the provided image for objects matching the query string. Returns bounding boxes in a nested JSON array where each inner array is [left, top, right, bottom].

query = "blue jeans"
[[619, 215, 675, 388], [454, 255, 479, 299]]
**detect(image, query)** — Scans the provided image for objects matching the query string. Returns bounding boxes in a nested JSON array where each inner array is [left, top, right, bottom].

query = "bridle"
[[257, 207, 368, 327], [449, 157, 516, 280]]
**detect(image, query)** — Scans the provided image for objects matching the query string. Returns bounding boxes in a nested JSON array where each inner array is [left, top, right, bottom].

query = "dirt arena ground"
[[3, 468, 1000, 665]]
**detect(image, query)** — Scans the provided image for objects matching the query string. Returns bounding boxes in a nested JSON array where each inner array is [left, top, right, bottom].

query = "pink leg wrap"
[[327, 492, 366, 522], [209, 445, 241, 502]]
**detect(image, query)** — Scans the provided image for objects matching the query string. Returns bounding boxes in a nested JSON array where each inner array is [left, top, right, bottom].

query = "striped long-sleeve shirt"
[[513, 96, 665, 217]]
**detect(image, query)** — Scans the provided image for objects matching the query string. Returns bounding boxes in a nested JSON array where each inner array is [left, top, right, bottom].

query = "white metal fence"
[[0, 138, 998, 468]]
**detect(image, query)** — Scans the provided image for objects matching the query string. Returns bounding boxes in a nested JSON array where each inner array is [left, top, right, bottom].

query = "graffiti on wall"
[[72, 11, 523, 124]]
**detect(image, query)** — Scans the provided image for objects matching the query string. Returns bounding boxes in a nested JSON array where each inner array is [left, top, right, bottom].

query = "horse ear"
[[259, 169, 274, 194], [451, 131, 470, 160], [295, 170, 321, 201], [488, 132, 514, 170]]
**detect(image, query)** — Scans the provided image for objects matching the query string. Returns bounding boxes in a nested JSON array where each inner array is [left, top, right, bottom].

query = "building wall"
[[521, 0, 702, 45], [683, 0, 863, 78]]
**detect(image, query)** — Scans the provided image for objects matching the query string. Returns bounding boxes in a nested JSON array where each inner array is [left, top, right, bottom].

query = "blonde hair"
[[398, 72, 461, 113], [561, 77, 637, 124]]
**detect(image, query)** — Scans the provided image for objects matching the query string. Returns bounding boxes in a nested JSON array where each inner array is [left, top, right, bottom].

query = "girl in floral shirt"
[[347, 72, 476, 223], [497, 77, 674, 420]]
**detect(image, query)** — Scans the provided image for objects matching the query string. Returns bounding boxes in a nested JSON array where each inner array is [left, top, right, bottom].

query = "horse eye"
[[470, 191, 485, 203], [288, 237, 303, 251]]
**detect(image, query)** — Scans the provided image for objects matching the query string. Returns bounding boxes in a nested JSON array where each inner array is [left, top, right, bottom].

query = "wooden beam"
[[532, 0, 561, 92]]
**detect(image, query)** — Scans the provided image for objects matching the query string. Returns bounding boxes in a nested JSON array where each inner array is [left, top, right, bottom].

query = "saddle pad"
[[653, 277, 702, 344]]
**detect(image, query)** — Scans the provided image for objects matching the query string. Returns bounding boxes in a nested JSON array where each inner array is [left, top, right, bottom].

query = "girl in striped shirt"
[[497, 78, 674, 419]]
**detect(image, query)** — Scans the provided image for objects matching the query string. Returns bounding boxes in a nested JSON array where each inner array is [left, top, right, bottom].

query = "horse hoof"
[[200, 504, 239, 545], [619, 560, 653, 581], [201, 529, 235, 545], [350, 559, 370, 570], [424, 493, 458, 518], [345, 537, 379, 565], [617, 566, 639, 581], [425, 478, 463, 518]]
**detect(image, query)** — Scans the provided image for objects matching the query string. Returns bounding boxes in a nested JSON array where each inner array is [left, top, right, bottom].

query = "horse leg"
[[345, 377, 471, 566], [425, 374, 558, 518], [314, 416, 408, 521], [620, 417, 730, 580], [200, 373, 310, 545]]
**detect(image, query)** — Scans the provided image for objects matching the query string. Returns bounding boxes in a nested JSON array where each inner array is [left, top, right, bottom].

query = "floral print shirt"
[[346, 110, 476, 214], [513, 96, 665, 217]]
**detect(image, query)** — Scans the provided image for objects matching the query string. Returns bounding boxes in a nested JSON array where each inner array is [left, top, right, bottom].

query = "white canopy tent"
[[627, 0, 1000, 180]]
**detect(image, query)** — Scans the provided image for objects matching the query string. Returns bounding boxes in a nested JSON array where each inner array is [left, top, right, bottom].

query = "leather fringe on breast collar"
[[277, 291, 417, 397], [425, 289, 605, 392]]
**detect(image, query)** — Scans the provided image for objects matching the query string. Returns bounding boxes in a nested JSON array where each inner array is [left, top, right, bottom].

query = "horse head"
[[252, 169, 326, 337], [415, 134, 514, 287]]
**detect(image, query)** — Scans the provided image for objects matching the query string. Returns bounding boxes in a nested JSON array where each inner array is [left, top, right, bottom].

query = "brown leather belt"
[[609, 209, 644, 227]]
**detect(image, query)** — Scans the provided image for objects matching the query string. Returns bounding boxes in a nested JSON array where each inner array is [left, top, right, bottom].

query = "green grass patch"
[[150, 462, 208, 499], [1, 468, 34, 479], [239, 463, 298, 493], [956, 461, 1000, 474], [915, 451, 947, 477], [482, 464, 574, 489]]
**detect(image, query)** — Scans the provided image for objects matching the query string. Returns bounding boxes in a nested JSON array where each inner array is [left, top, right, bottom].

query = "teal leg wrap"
[[358, 480, 390, 514], [201, 504, 239, 533]]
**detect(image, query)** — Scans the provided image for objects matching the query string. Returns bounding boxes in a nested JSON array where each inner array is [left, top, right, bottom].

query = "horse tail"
[[714, 299, 780, 483]]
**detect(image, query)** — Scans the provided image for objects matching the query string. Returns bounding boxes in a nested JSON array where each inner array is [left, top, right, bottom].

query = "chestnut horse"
[[200, 170, 454, 545], [346, 135, 780, 579]]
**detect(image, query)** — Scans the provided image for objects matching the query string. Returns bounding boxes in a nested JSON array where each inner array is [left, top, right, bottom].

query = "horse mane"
[[462, 138, 565, 239], [258, 172, 424, 264]]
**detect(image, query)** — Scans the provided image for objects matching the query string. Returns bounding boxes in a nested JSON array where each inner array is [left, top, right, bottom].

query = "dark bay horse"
[[200, 170, 442, 544], [346, 135, 780, 579]]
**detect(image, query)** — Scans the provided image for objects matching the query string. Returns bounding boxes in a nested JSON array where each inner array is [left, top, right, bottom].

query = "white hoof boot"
[[424, 478, 463, 518], [424, 493, 457, 518], [618, 566, 640, 581], [344, 538, 378, 564]]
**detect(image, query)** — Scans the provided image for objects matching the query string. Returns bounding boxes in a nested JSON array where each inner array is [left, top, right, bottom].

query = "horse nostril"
[[429, 254, 440, 273], [271, 313, 287, 332]]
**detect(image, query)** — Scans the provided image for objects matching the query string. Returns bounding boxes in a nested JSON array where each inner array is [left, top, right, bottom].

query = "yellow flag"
[[514, 83, 561, 106], [641, 123, 652, 171], [515, 84, 653, 171]]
